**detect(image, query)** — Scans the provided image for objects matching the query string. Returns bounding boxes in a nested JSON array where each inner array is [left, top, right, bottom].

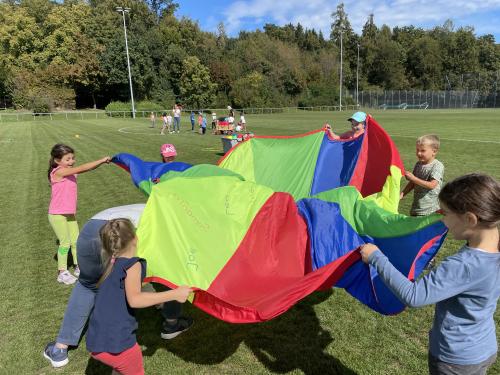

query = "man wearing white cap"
[[325, 111, 367, 140]]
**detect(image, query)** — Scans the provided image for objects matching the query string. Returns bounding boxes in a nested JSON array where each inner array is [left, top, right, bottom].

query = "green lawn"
[[1, 108, 499, 374]]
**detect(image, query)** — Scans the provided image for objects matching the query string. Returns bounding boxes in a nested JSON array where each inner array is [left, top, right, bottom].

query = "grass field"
[[1, 108, 499, 374]]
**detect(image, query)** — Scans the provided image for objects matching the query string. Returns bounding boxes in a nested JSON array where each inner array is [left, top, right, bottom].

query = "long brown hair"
[[439, 173, 500, 228], [97, 218, 136, 287], [48, 144, 74, 182]]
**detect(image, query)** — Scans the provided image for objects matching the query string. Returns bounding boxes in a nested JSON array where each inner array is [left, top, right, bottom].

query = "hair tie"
[[110, 256, 116, 265]]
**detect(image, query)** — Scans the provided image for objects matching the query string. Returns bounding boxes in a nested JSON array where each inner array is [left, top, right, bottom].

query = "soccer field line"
[[390, 134, 500, 144], [118, 126, 163, 136]]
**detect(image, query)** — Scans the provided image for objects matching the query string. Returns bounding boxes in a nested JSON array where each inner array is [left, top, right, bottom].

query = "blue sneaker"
[[43, 342, 68, 368]]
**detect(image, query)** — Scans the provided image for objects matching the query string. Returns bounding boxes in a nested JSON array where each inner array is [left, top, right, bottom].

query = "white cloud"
[[221, 0, 500, 37]]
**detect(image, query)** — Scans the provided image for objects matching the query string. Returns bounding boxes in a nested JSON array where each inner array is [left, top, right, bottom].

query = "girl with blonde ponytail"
[[86, 218, 192, 374]]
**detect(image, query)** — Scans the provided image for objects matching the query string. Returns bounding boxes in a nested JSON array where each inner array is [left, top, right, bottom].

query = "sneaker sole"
[[43, 351, 69, 368], [160, 325, 191, 340]]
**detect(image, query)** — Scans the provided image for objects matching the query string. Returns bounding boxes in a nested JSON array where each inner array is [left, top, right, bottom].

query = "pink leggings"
[[91, 343, 144, 375]]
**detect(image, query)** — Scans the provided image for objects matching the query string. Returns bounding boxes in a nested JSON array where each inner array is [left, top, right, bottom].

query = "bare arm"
[[400, 181, 415, 199], [324, 123, 340, 140], [55, 157, 111, 179], [405, 172, 438, 190], [124, 263, 192, 309]]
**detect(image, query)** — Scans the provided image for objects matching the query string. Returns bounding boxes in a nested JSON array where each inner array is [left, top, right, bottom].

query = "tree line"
[[0, 0, 498, 111]]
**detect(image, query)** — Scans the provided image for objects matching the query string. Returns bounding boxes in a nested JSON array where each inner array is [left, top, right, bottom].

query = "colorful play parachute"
[[112, 117, 447, 323], [218, 115, 404, 213]]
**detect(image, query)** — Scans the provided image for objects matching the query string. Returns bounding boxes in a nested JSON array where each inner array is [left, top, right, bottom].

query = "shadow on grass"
[[85, 357, 113, 374], [133, 289, 356, 374]]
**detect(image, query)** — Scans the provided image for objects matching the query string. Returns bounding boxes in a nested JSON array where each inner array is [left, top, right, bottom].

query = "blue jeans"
[[57, 281, 96, 346], [173, 116, 180, 132]]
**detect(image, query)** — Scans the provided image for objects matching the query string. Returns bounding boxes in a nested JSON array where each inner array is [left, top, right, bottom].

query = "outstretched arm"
[[400, 181, 415, 199], [125, 262, 192, 308], [55, 157, 111, 179], [359, 244, 470, 308]]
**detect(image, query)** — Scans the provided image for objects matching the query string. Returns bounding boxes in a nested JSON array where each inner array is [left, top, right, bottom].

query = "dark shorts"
[[428, 353, 497, 375]]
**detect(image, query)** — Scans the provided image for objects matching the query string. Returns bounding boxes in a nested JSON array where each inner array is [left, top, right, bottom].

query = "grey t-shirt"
[[410, 159, 444, 216]]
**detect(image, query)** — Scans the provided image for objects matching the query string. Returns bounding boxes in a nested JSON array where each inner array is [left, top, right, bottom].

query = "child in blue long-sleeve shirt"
[[360, 173, 500, 375]]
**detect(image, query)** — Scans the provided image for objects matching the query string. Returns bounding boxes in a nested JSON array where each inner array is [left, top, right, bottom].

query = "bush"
[[135, 101, 164, 111], [32, 98, 51, 114]]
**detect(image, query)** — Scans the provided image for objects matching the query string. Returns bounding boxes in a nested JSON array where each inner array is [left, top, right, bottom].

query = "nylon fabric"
[[136, 176, 273, 290], [219, 132, 324, 200]]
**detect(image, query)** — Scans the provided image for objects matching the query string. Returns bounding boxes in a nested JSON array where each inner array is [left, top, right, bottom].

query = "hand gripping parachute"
[[112, 116, 447, 323]]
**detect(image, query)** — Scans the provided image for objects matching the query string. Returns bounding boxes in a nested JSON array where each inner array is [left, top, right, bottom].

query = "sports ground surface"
[[1, 108, 499, 374]]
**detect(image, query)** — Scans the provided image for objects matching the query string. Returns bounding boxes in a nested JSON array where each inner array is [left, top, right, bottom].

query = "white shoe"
[[57, 271, 77, 285]]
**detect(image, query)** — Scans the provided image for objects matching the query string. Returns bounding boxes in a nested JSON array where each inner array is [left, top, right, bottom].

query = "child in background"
[[160, 113, 168, 135], [401, 135, 444, 216], [201, 114, 207, 134], [325, 111, 366, 140], [228, 114, 235, 132], [86, 218, 192, 375], [149, 112, 156, 128], [360, 173, 500, 375], [166, 113, 173, 133], [239, 111, 246, 132], [190, 111, 195, 131], [48, 144, 110, 284], [211, 112, 217, 131], [160, 143, 177, 163], [197, 112, 203, 131]]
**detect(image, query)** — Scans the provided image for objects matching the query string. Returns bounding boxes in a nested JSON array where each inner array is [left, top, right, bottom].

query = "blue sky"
[[175, 0, 500, 41]]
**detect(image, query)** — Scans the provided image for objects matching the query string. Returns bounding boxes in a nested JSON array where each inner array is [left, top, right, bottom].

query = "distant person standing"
[[239, 111, 246, 132], [149, 112, 156, 128], [160, 113, 172, 135], [190, 111, 195, 132], [197, 112, 203, 131], [201, 114, 207, 135], [211, 112, 217, 132], [173, 104, 181, 133]]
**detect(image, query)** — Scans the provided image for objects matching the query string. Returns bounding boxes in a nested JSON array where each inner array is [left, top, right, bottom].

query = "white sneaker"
[[57, 271, 77, 285], [73, 266, 80, 277]]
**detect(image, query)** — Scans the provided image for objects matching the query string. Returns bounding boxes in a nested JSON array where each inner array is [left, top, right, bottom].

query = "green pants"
[[48, 214, 79, 271]]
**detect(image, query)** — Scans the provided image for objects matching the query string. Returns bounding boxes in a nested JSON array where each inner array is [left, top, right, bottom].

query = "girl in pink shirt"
[[48, 144, 110, 285]]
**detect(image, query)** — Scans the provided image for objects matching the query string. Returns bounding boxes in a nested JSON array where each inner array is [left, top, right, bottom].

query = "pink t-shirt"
[[49, 166, 78, 215]]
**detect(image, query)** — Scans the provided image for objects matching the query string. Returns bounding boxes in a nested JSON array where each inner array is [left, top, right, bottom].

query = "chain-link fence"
[[350, 89, 500, 109]]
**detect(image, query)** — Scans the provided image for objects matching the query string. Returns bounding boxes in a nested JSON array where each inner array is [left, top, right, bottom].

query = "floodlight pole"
[[339, 30, 343, 111], [116, 7, 136, 119], [356, 43, 360, 107]]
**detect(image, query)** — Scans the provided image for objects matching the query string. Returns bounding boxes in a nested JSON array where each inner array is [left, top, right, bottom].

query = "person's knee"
[[58, 247, 70, 255]]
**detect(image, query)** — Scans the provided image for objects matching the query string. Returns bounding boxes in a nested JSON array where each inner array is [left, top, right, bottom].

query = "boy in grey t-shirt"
[[401, 134, 444, 216]]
